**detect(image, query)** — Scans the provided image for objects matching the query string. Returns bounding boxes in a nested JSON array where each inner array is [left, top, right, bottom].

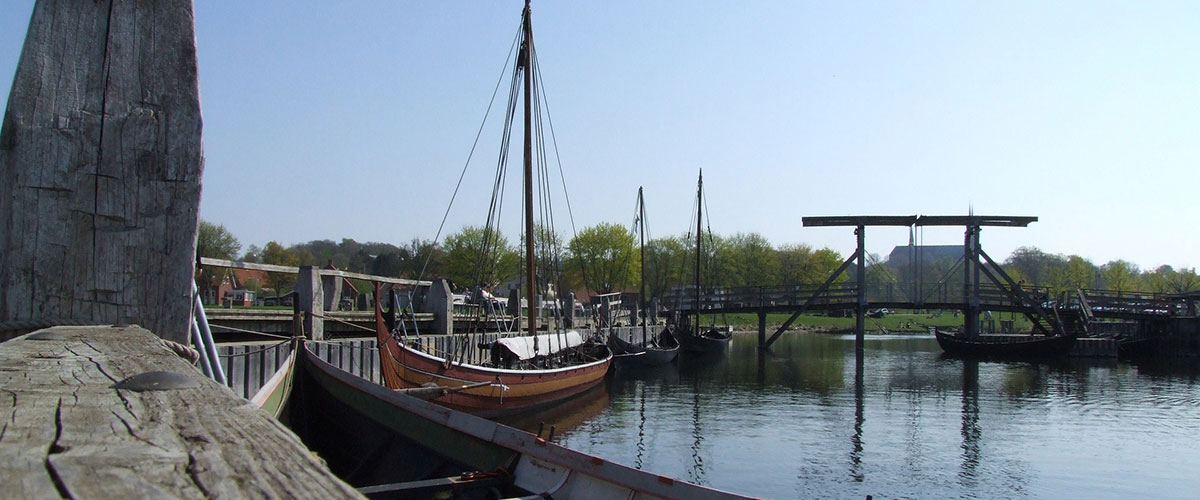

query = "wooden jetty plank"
[[0, 326, 363, 499], [0, 0, 203, 343]]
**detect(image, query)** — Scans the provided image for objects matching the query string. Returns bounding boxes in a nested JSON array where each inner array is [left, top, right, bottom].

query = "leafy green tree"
[[1170, 267, 1200, 292], [643, 236, 689, 299], [1100, 260, 1139, 294], [776, 243, 814, 285], [1049, 255, 1096, 294], [566, 223, 638, 294], [241, 244, 262, 263], [1004, 246, 1055, 287], [261, 241, 300, 295], [290, 246, 316, 267], [723, 232, 779, 287], [1142, 265, 1175, 293], [401, 238, 445, 280], [704, 233, 734, 287], [196, 221, 241, 296], [444, 226, 519, 290], [197, 220, 241, 260], [811, 247, 848, 284], [371, 252, 405, 277], [1004, 267, 1031, 290]]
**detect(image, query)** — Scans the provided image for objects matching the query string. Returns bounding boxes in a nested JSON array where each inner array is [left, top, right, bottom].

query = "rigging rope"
[[419, 26, 523, 282]]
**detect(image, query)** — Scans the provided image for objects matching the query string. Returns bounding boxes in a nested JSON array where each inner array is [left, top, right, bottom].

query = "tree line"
[[197, 220, 1199, 299]]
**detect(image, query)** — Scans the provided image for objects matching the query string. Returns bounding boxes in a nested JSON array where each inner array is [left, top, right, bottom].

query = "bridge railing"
[[1068, 289, 1187, 318], [664, 284, 859, 311], [664, 281, 1066, 312]]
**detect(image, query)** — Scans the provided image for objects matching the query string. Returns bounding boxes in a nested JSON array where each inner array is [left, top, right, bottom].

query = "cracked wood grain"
[[0, 326, 363, 499], [0, 0, 202, 343]]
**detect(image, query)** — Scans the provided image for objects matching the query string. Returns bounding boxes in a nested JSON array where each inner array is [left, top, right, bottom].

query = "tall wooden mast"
[[522, 0, 538, 339], [695, 170, 703, 334]]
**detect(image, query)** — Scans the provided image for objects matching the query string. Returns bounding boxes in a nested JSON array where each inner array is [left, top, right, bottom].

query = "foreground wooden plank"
[[0, 326, 363, 499]]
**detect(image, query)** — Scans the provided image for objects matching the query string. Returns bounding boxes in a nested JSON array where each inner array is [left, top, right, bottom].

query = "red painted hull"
[[376, 301, 611, 417]]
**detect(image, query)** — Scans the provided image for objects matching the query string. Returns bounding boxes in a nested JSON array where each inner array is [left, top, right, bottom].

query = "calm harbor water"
[[501, 332, 1200, 499]]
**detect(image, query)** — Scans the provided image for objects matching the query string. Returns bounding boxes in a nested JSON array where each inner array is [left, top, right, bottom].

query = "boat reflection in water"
[[959, 359, 980, 487], [534, 331, 1200, 499], [496, 383, 611, 438]]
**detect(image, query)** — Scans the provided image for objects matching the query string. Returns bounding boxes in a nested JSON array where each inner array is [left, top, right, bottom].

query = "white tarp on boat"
[[495, 331, 585, 360]]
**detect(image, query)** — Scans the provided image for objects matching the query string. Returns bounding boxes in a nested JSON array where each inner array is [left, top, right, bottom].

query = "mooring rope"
[[216, 339, 291, 358], [311, 313, 376, 333], [206, 323, 293, 340]]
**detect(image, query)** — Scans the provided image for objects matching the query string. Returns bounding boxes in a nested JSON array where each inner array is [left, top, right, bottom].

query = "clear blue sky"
[[3, 1, 1197, 272]]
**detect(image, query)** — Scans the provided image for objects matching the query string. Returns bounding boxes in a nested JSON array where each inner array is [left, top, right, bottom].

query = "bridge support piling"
[[855, 225, 866, 357], [757, 310, 768, 351], [963, 224, 980, 338]]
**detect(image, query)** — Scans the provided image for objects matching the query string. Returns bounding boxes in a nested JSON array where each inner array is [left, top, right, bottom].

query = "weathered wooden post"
[[565, 291, 576, 328], [507, 288, 521, 317], [321, 271, 343, 312], [296, 266, 324, 340], [0, 0, 204, 343], [427, 279, 454, 334]]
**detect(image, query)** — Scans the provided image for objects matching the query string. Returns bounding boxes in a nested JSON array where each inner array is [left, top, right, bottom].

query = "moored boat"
[[678, 325, 733, 353], [609, 326, 681, 365], [370, 0, 617, 416], [376, 293, 612, 417], [255, 340, 753, 499], [608, 186, 681, 365], [681, 170, 733, 354], [933, 327, 1076, 358]]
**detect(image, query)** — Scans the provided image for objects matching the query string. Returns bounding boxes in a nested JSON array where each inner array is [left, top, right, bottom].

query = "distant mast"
[[695, 169, 703, 334], [638, 187, 647, 345], [521, 0, 537, 339]]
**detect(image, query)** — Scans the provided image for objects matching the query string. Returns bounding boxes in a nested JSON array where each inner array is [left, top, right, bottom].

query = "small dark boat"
[[678, 326, 733, 353], [607, 187, 682, 366], [608, 326, 681, 365], [254, 341, 752, 499], [933, 327, 1076, 358], [1116, 333, 1164, 359]]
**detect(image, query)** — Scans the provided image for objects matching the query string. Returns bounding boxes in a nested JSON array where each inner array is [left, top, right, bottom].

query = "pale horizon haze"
[[2, 1, 1197, 273]]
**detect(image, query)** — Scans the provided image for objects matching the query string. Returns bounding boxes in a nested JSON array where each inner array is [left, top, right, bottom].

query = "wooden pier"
[[0, 325, 362, 499]]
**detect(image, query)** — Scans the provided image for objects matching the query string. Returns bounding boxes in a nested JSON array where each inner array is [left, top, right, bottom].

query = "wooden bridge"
[[665, 215, 1200, 353]]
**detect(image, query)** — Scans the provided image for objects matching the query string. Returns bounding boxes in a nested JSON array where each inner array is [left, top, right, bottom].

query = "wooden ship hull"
[[608, 327, 680, 365], [933, 328, 1076, 358], [1116, 334, 1164, 359], [255, 342, 753, 499], [375, 301, 612, 418], [678, 327, 733, 353]]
